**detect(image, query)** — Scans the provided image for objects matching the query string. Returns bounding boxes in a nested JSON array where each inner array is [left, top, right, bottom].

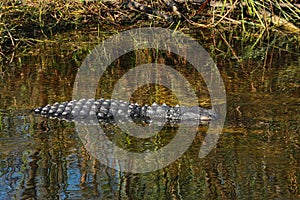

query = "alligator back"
[[34, 98, 216, 125]]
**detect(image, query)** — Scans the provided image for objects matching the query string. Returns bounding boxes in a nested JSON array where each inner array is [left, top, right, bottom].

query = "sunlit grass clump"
[[0, 0, 299, 64]]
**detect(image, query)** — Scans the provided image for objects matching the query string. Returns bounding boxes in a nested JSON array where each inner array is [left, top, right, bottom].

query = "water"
[[0, 29, 299, 199]]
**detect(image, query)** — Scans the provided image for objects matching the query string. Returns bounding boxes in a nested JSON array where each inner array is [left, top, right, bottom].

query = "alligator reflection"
[[0, 112, 210, 199], [3, 106, 299, 199]]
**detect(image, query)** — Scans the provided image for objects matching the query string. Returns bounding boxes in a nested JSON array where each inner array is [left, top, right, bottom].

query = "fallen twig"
[[126, 0, 172, 21]]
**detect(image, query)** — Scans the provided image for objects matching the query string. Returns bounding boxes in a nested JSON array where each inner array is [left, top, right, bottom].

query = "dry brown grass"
[[1, 0, 299, 64]]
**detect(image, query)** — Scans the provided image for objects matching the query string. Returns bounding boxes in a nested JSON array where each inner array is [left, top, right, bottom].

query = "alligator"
[[34, 98, 216, 125]]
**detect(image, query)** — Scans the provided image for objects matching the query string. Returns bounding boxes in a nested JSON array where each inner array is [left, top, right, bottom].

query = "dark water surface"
[[0, 29, 299, 199]]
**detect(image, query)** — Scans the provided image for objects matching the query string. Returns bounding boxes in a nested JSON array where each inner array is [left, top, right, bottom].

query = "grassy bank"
[[0, 0, 299, 64]]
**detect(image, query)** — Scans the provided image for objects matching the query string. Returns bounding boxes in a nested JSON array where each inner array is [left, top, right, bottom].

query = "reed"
[[0, 0, 299, 64]]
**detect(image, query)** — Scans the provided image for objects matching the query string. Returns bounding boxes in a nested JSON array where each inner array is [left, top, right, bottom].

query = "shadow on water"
[[0, 28, 299, 199]]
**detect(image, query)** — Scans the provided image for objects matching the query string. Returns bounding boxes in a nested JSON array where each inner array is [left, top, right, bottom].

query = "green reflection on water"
[[0, 29, 299, 199]]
